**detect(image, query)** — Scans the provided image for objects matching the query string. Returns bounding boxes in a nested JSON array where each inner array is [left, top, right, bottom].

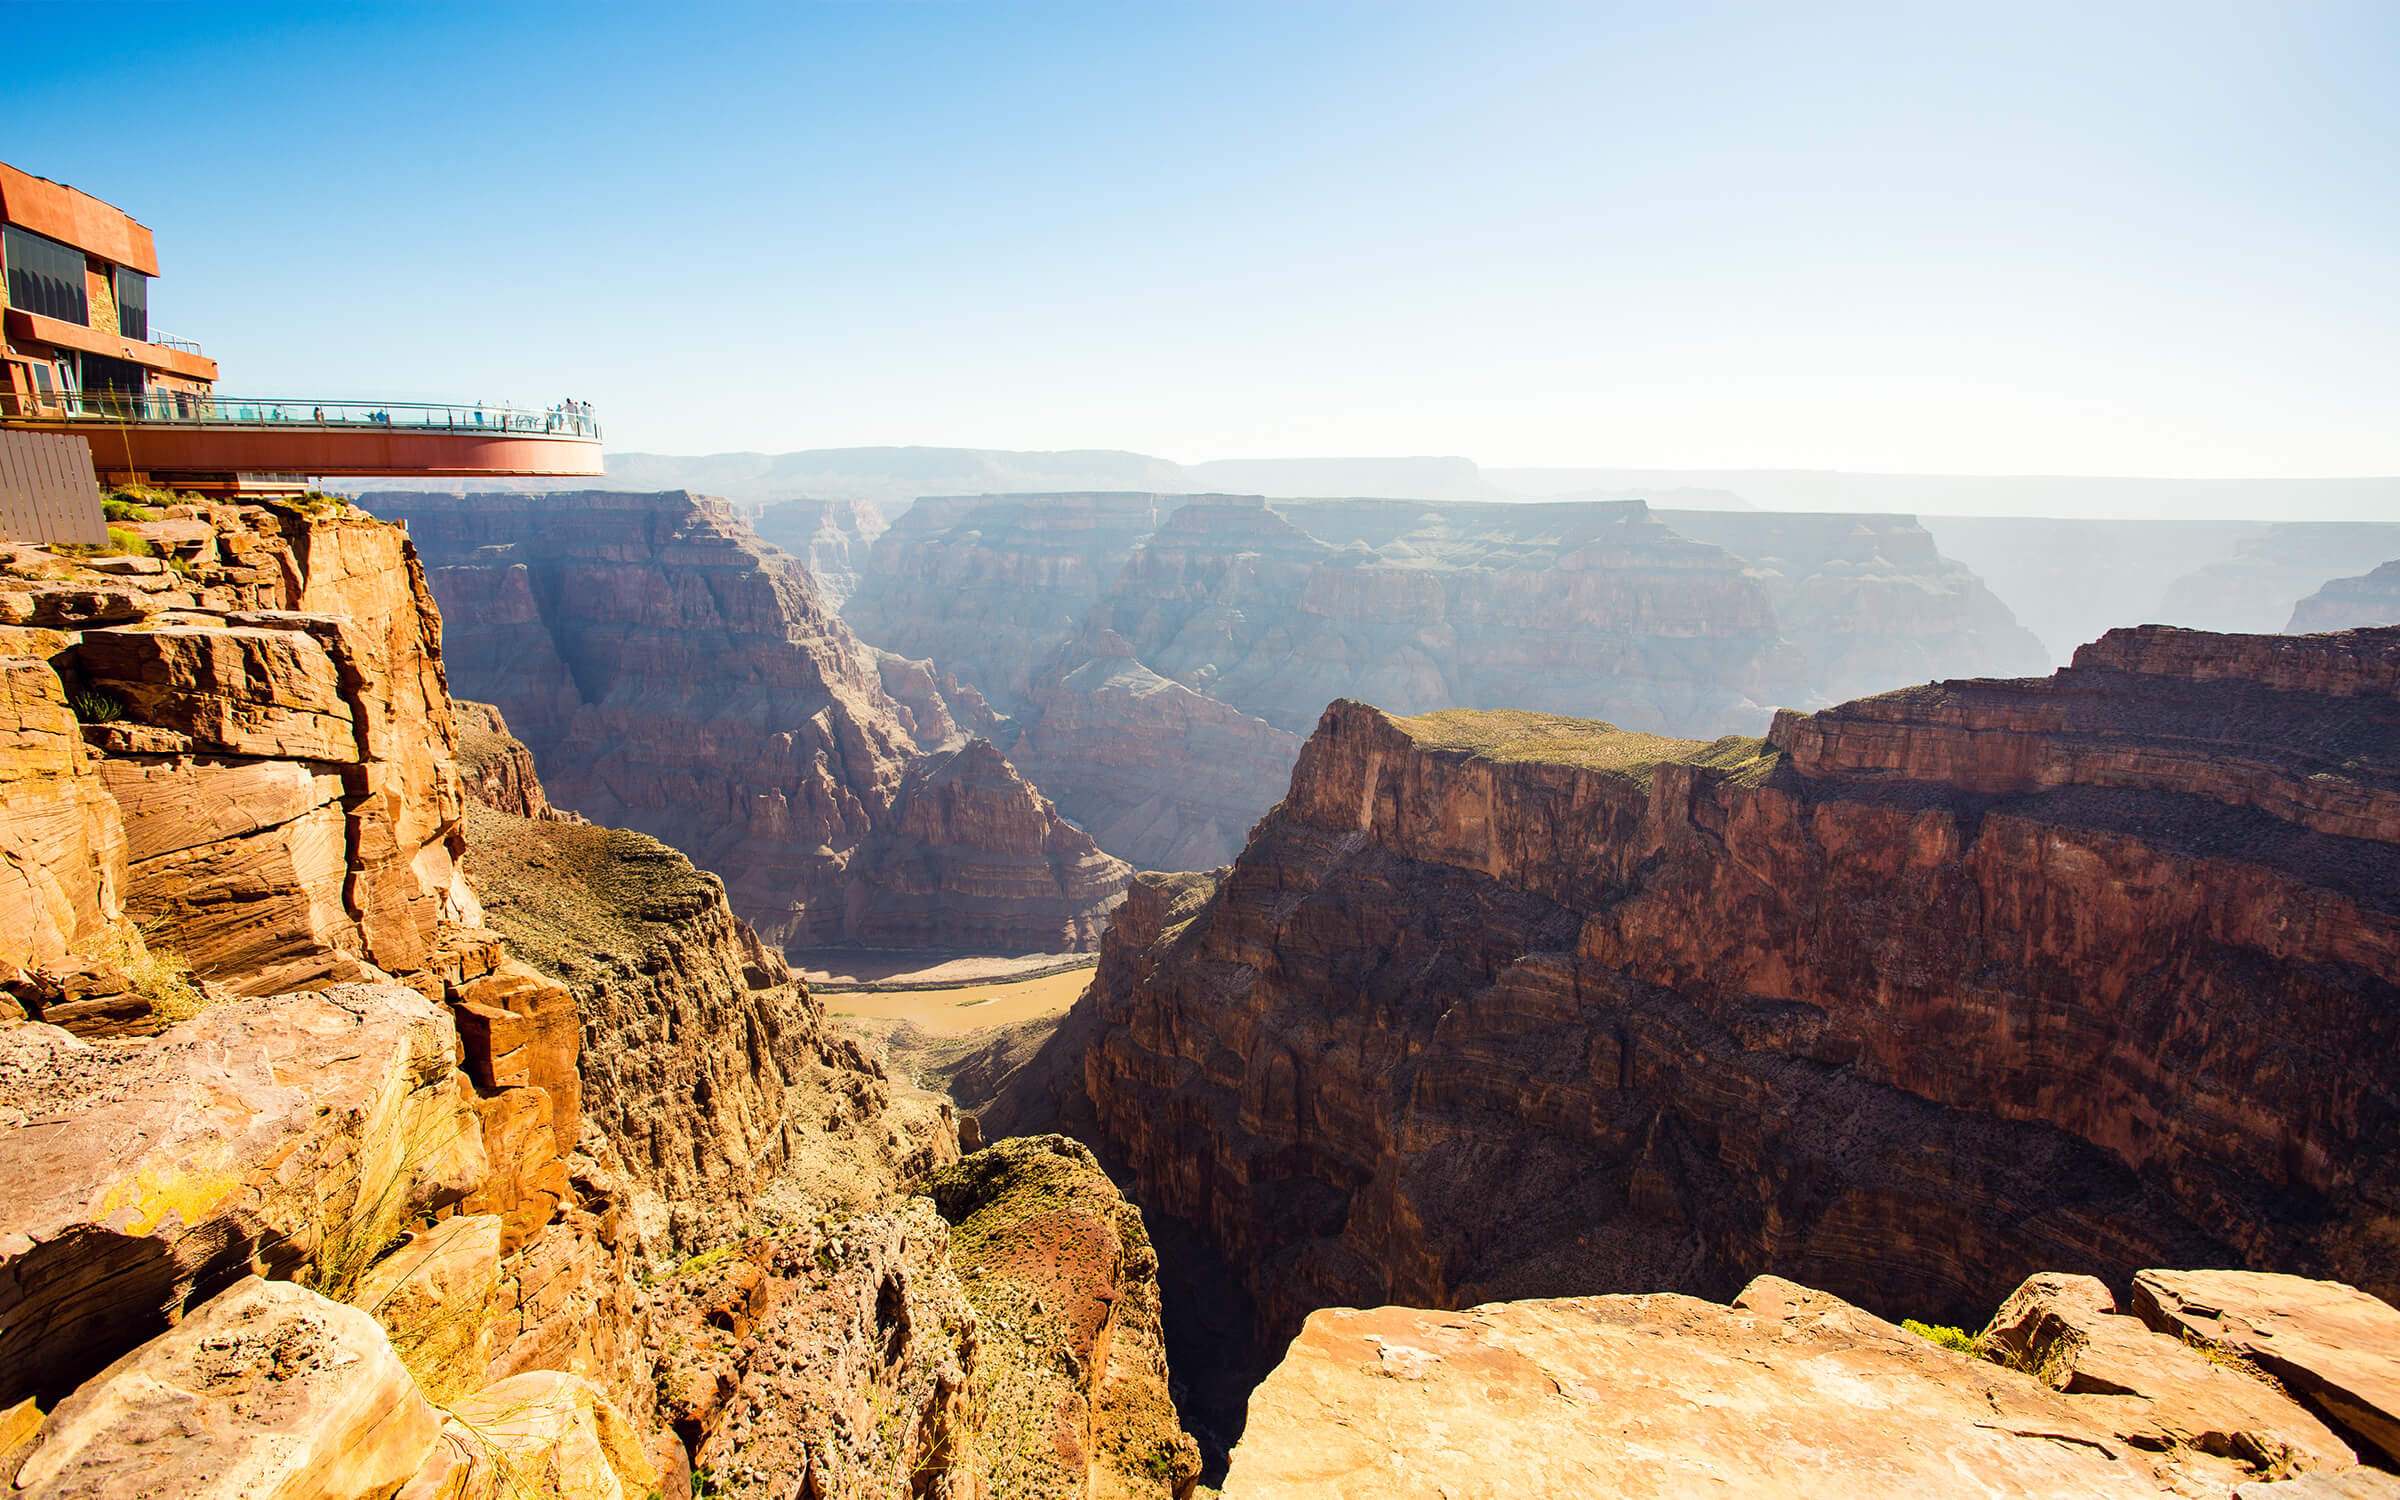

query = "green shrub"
[[69, 687, 125, 723], [100, 499, 156, 523], [104, 526, 151, 556], [1903, 1318, 1981, 1355]]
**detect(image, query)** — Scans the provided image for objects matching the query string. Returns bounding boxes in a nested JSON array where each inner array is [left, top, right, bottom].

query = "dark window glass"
[[82, 352, 144, 401], [115, 266, 148, 341], [2, 224, 89, 325]]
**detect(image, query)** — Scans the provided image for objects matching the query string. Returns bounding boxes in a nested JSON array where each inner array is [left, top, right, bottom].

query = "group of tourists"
[[545, 398, 593, 433]]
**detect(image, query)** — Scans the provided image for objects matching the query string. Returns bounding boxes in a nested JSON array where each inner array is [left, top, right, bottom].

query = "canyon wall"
[[2158, 521, 2400, 636], [1, 500, 1196, 1500], [366, 489, 1127, 953], [2289, 559, 2400, 635], [837, 492, 2047, 872], [750, 496, 888, 609], [1067, 627, 2400, 1351]]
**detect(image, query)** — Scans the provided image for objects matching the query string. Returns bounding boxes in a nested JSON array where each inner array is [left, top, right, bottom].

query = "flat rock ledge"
[[1220, 1274, 2400, 1500]]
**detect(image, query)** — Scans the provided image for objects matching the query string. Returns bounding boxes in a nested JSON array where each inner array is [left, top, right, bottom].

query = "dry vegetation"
[[1393, 707, 1777, 785]]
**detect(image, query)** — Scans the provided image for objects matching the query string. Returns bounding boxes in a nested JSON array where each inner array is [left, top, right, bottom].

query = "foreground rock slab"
[[2133, 1270, 2400, 1468], [13, 1275, 440, 1500], [0, 985, 486, 1408], [1221, 1278, 2222, 1499]]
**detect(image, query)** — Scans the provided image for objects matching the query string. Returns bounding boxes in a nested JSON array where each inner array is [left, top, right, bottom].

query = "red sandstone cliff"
[[365, 490, 1127, 953], [1068, 625, 2400, 1349]]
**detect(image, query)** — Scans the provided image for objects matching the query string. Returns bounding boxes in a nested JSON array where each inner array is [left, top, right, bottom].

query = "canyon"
[[1028, 626, 2399, 1426], [4, 491, 2398, 1498], [365, 489, 1128, 954], [839, 490, 2047, 870], [0, 497, 1197, 1500]]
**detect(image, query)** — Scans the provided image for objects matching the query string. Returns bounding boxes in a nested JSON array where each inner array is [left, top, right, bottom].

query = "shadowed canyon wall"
[[366, 490, 1127, 953], [1060, 626, 2400, 1349]]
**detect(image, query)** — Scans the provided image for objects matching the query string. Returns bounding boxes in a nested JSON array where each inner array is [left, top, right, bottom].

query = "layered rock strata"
[[838, 492, 2041, 871], [1069, 627, 2400, 1359], [750, 496, 890, 610], [2161, 522, 2400, 636], [0, 498, 1199, 1499], [367, 489, 1127, 952], [0, 500, 472, 1002], [1657, 508, 2048, 700]]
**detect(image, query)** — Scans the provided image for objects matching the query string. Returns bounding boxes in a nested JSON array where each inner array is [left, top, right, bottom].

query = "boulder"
[[1219, 1277, 2223, 1499], [11, 1276, 441, 1500], [1981, 1272, 2356, 1475], [0, 985, 487, 1408], [400, 1372, 658, 1500], [2133, 1270, 2400, 1468], [350, 1214, 506, 1403]]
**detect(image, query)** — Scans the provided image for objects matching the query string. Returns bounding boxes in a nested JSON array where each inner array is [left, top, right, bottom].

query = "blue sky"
[[11, 2, 2396, 474]]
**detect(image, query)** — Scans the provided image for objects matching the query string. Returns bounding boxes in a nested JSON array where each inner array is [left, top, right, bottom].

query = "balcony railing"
[[145, 331, 205, 355], [2, 390, 599, 439]]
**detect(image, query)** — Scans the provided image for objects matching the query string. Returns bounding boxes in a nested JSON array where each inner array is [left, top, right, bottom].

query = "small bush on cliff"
[[100, 499, 156, 523], [69, 687, 126, 723], [94, 925, 206, 1024], [1902, 1319, 1982, 1355]]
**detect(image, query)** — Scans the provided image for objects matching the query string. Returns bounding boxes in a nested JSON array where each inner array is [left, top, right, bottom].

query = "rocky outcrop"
[[0, 984, 484, 1409], [453, 700, 576, 822], [1069, 627, 2400, 1360], [1219, 1274, 2395, 1499], [926, 1136, 1202, 1499], [2290, 561, 2400, 635], [0, 500, 472, 1003], [645, 1203, 986, 1500], [2131, 1270, 2400, 1468], [462, 798, 958, 1257], [15, 1276, 444, 1500], [368, 489, 1127, 953]]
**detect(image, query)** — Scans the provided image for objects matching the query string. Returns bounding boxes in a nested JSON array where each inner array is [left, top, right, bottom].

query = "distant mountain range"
[[342, 445, 2397, 521]]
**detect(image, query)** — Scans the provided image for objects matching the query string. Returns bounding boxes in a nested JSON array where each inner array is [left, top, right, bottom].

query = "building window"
[[2, 223, 89, 324], [115, 266, 148, 341]]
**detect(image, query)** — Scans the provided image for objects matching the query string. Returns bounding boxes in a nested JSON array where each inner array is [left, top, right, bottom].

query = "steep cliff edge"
[[367, 489, 1127, 953], [1071, 627, 2399, 1357], [0, 503, 1194, 1499]]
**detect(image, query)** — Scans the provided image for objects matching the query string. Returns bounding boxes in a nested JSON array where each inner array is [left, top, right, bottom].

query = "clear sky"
[[11, 2, 2396, 476]]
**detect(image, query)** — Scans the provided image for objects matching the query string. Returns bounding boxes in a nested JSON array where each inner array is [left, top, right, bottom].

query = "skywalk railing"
[[3, 391, 600, 439]]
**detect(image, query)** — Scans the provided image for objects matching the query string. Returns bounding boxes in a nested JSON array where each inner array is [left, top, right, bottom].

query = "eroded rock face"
[[839, 493, 2040, 873], [2289, 560, 2400, 636], [452, 700, 576, 822], [1219, 1278, 2289, 1500], [368, 489, 1127, 952], [1071, 628, 2400, 1356], [927, 1136, 1202, 1500], [0, 985, 484, 1409], [647, 1202, 984, 1500], [463, 799, 960, 1257], [751, 497, 890, 610], [2161, 523, 2400, 636], [1656, 508, 2048, 702], [0, 501, 471, 999]]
